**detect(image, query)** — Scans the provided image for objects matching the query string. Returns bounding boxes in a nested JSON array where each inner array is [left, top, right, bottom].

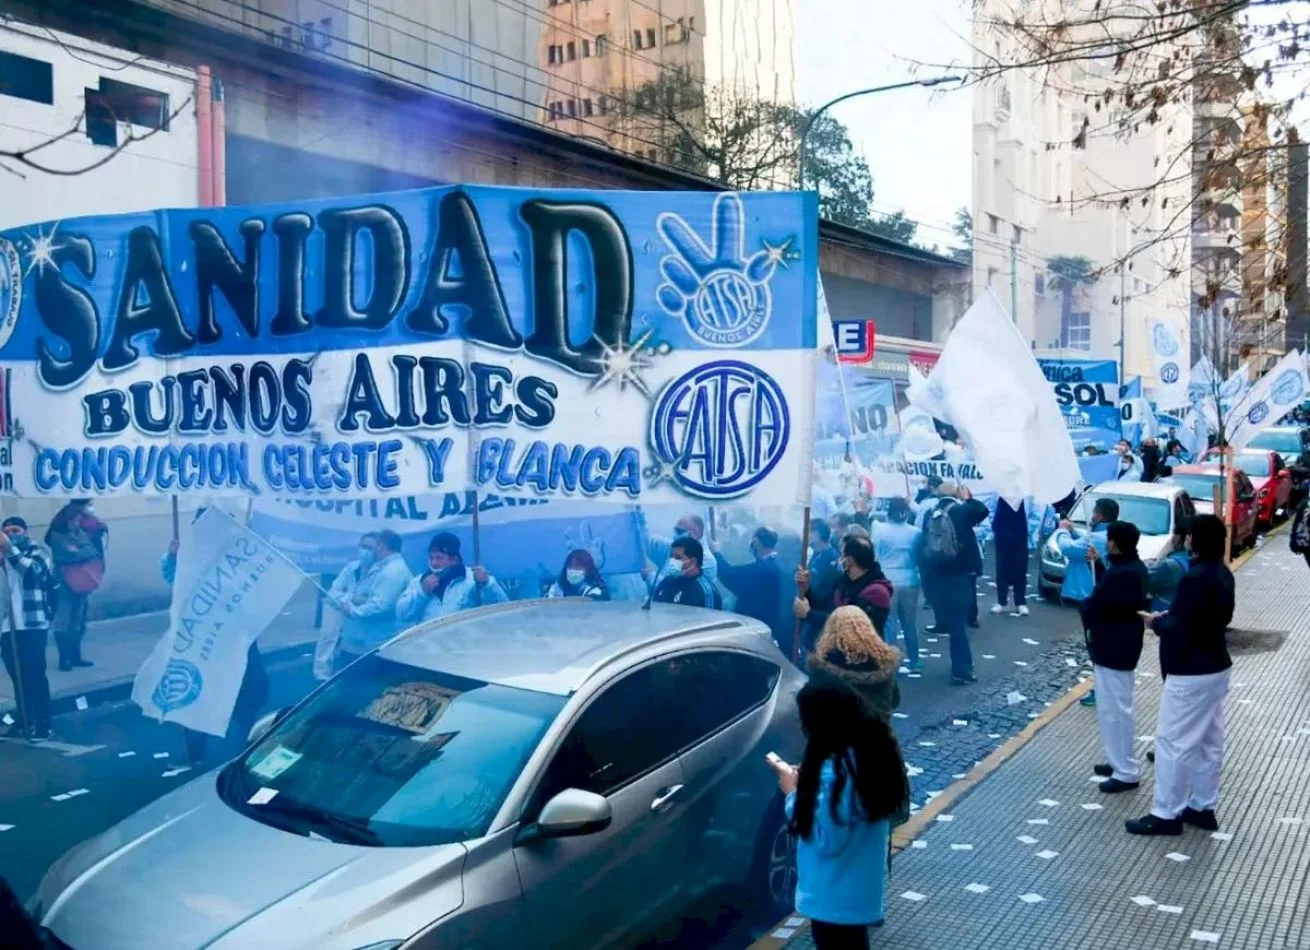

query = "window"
[[596, 95, 609, 115], [0, 50, 54, 105], [595, 34, 607, 55], [1061, 309, 1091, 351], [96, 78, 171, 131], [988, 214, 1000, 234], [581, 39, 591, 57], [1012, 225, 1023, 245], [633, 29, 644, 49], [646, 27, 656, 48], [665, 18, 690, 44], [565, 99, 577, 117], [548, 45, 560, 65], [582, 97, 594, 117], [664, 653, 780, 750], [84, 88, 118, 146], [566, 41, 576, 61], [547, 101, 564, 121]]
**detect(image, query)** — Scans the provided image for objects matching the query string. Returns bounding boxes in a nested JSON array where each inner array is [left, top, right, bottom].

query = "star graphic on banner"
[[761, 237, 795, 269], [23, 222, 62, 279], [643, 454, 684, 490], [589, 328, 657, 395]]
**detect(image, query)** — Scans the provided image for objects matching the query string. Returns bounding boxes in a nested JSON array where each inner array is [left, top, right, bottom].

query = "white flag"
[[133, 508, 304, 737], [1149, 319, 1190, 411], [1224, 350, 1308, 451], [913, 291, 1079, 507], [897, 403, 945, 462]]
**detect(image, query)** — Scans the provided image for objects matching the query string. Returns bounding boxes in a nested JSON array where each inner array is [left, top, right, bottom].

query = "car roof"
[[1170, 465, 1223, 475], [377, 599, 772, 696], [1086, 480, 1185, 499]]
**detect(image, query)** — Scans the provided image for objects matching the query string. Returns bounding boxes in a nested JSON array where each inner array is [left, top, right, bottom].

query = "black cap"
[[1, 516, 27, 531]]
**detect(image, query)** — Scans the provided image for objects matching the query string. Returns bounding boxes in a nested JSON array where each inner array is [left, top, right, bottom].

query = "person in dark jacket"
[[919, 483, 989, 685], [802, 520, 842, 651], [652, 537, 722, 609], [806, 605, 902, 722], [712, 526, 784, 650], [44, 499, 107, 671], [1139, 438, 1165, 482], [794, 536, 894, 638], [1084, 521, 1151, 794], [990, 498, 1030, 617], [1127, 514, 1235, 837], [0, 518, 54, 742]]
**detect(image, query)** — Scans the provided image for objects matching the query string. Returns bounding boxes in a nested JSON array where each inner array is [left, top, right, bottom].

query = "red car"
[[1166, 465, 1259, 549], [1202, 449, 1293, 524]]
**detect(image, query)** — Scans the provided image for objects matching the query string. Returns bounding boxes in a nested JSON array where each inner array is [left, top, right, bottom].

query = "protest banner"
[[132, 508, 303, 737], [1037, 356, 1121, 451], [0, 187, 817, 512], [1223, 350, 1308, 451], [1148, 318, 1190, 411], [813, 356, 897, 465]]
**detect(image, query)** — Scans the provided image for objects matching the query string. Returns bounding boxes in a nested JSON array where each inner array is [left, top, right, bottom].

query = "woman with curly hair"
[[806, 604, 903, 721], [769, 677, 909, 948]]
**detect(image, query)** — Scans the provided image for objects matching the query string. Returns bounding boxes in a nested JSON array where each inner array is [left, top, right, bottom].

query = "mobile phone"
[[765, 752, 785, 768]]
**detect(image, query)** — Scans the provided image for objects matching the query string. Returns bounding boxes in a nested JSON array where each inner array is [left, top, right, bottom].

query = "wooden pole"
[[793, 506, 812, 666], [170, 496, 180, 542]]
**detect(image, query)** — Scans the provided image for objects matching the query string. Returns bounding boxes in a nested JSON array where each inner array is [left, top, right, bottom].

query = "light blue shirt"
[[1053, 523, 1109, 602], [785, 760, 890, 926], [396, 569, 508, 625], [337, 552, 413, 655], [872, 520, 921, 589]]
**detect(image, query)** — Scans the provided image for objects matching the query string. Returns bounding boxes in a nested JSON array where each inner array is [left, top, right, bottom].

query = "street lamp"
[[798, 76, 964, 192]]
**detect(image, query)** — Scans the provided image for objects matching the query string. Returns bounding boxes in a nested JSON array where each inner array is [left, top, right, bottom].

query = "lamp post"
[[798, 76, 964, 192]]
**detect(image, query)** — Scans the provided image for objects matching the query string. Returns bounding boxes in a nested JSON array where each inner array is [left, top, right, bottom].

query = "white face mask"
[[565, 568, 586, 586], [666, 557, 685, 576]]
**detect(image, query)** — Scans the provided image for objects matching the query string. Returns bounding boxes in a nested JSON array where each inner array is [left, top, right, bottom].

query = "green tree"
[[950, 207, 972, 265], [1047, 255, 1098, 347]]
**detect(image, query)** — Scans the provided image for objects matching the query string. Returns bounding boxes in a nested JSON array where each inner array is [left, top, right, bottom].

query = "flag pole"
[[170, 496, 180, 542], [793, 506, 811, 666]]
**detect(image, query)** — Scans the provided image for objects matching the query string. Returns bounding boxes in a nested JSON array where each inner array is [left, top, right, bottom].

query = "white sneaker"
[[1015, 605, 1030, 617], [989, 603, 1007, 615]]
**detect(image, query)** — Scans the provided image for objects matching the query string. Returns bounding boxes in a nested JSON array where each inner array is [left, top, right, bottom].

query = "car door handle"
[[650, 784, 685, 812]]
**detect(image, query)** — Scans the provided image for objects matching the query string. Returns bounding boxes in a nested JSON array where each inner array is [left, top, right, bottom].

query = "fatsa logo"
[[0, 237, 21, 351], [151, 658, 205, 713], [649, 359, 790, 499], [1160, 363, 1180, 384], [1152, 321, 1180, 358], [1247, 401, 1271, 426], [1271, 368, 1304, 406], [656, 193, 783, 348]]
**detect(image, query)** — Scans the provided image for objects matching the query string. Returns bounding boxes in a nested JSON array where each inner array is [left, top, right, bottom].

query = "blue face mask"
[[358, 547, 376, 569]]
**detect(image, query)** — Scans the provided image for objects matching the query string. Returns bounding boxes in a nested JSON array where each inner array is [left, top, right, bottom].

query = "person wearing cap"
[[0, 517, 54, 741], [334, 529, 413, 668], [396, 531, 506, 627]]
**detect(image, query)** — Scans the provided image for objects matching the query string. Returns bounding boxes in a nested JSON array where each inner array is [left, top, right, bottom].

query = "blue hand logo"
[[656, 193, 779, 347], [152, 659, 204, 714], [0, 237, 20, 351]]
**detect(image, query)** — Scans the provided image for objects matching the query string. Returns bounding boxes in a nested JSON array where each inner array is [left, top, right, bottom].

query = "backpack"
[[922, 499, 960, 567], [1291, 499, 1310, 554]]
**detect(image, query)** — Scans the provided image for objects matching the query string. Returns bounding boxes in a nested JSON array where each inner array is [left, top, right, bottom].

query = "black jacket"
[[653, 572, 723, 610], [714, 552, 782, 634], [1151, 559, 1234, 677], [992, 499, 1027, 548], [924, 497, 989, 577], [1084, 553, 1151, 671]]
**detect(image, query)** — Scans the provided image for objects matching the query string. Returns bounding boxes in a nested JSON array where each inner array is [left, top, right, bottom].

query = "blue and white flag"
[[1148, 319, 1190, 411], [0, 187, 817, 508], [1037, 357, 1120, 451], [1225, 350, 1308, 451], [132, 507, 303, 737]]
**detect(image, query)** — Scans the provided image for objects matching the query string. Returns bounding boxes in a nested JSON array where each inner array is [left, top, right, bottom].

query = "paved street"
[[767, 541, 1308, 950]]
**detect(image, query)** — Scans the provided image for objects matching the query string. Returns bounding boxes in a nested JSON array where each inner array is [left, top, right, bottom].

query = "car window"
[[664, 652, 780, 751], [1233, 454, 1270, 478], [1070, 492, 1172, 535], [1249, 430, 1301, 454], [1272, 453, 1286, 472]]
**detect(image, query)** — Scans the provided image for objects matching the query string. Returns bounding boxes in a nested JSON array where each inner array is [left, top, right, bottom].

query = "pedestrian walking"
[[396, 531, 507, 627], [1127, 514, 1235, 836], [1084, 520, 1151, 794], [990, 497, 1030, 617], [794, 536, 893, 638], [1050, 496, 1118, 706], [768, 677, 909, 948], [335, 529, 412, 667], [44, 499, 107, 671], [0, 517, 54, 742], [545, 549, 610, 600], [872, 498, 923, 670], [806, 605, 901, 721], [650, 536, 722, 609], [712, 526, 784, 651], [917, 482, 988, 685]]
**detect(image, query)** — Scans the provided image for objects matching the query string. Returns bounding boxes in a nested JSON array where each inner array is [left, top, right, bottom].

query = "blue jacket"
[[785, 760, 889, 926], [396, 567, 508, 626], [337, 552, 413, 655], [1052, 523, 1109, 602], [713, 552, 782, 633], [872, 521, 921, 589]]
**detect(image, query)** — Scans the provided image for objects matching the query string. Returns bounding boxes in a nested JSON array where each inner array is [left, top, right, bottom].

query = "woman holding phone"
[[768, 676, 909, 948]]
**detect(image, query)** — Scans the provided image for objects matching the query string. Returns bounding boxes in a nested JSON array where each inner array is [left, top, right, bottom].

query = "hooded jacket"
[[1084, 552, 1151, 671], [804, 569, 894, 635], [806, 606, 903, 720]]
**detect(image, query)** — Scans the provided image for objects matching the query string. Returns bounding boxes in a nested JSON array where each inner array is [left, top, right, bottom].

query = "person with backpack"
[[918, 482, 989, 686], [0, 517, 54, 742], [44, 499, 107, 672]]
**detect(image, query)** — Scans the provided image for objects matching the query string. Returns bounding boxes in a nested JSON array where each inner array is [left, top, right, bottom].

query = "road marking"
[[118, 751, 136, 758], [0, 737, 105, 757]]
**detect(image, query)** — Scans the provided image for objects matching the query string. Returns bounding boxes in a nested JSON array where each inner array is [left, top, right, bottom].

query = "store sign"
[[834, 319, 876, 363]]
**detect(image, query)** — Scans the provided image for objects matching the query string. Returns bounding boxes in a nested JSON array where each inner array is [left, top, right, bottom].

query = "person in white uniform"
[[1082, 520, 1151, 794], [1127, 514, 1235, 836]]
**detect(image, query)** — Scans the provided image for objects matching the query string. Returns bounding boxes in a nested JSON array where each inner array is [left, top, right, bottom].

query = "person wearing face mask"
[[396, 531, 507, 627], [643, 512, 719, 591], [315, 532, 379, 680], [652, 537, 722, 609], [546, 549, 610, 600], [1113, 440, 1144, 481], [44, 498, 107, 672], [334, 530, 412, 667], [710, 526, 784, 650], [795, 536, 893, 640], [0, 517, 54, 742]]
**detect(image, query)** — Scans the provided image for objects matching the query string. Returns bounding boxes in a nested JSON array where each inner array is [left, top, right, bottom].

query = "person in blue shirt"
[[770, 676, 908, 948], [334, 529, 412, 666], [872, 498, 923, 670], [711, 526, 784, 652], [396, 531, 507, 627], [1050, 496, 1119, 707]]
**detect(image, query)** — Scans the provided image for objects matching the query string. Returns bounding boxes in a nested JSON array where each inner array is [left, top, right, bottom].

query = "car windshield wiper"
[[244, 795, 384, 846]]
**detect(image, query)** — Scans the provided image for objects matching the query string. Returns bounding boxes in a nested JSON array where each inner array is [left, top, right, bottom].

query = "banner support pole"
[[793, 506, 811, 666]]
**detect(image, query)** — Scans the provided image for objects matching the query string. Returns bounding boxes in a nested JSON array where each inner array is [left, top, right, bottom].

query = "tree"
[[618, 73, 920, 241], [950, 206, 973, 265], [1048, 255, 1098, 346]]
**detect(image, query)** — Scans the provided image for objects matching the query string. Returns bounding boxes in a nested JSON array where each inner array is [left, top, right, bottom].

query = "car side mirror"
[[247, 707, 289, 745], [530, 789, 612, 841]]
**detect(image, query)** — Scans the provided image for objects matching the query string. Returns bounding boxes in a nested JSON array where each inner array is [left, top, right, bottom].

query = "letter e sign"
[[834, 320, 876, 364]]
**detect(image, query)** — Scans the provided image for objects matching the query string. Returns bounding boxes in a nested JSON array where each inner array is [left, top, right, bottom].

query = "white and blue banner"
[[1037, 357, 1120, 451], [814, 357, 896, 465], [1224, 350, 1308, 451], [132, 507, 303, 737], [0, 187, 817, 508], [1148, 319, 1190, 411]]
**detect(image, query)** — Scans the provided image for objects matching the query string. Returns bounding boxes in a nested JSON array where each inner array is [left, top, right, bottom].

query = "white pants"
[[1092, 665, 1139, 783], [1152, 669, 1231, 819]]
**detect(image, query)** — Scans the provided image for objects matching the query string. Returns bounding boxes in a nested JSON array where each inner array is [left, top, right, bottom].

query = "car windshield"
[[1233, 454, 1270, 478], [217, 655, 565, 847], [1070, 493, 1171, 535], [1167, 473, 1229, 503], [1248, 429, 1301, 454]]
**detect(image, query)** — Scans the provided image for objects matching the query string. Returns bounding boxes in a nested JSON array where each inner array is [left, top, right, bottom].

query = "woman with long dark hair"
[[770, 676, 909, 948], [545, 549, 610, 600]]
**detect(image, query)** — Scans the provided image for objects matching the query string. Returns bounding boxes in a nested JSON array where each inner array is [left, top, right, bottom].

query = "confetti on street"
[[964, 883, 990, 894], [1034, 850, 1058, 860], [1165, 852, 1191, 863], [1016, 835, 1038, 845], [1130, 896, 1155, 907], [901, 891, 927, 902], [1017, 893, 1045, 904]]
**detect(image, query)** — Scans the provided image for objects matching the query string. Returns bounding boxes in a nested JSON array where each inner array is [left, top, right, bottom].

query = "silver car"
[[33, 600, 805, 950]]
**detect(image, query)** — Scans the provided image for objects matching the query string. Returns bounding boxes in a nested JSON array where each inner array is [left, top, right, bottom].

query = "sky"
[[796, 0, 974, 251]]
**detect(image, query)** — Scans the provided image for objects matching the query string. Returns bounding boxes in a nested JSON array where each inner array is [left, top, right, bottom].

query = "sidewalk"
[[767, 539, 1310, 950], [0, 584, 321, 713]]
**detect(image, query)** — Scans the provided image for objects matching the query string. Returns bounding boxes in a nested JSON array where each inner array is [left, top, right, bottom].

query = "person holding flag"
[[395, 531, 506, 627]]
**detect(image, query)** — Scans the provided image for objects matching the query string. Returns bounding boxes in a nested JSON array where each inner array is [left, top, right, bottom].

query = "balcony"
[[1195, 98, 1243, 123], [1192, 227, 1241, 256]]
